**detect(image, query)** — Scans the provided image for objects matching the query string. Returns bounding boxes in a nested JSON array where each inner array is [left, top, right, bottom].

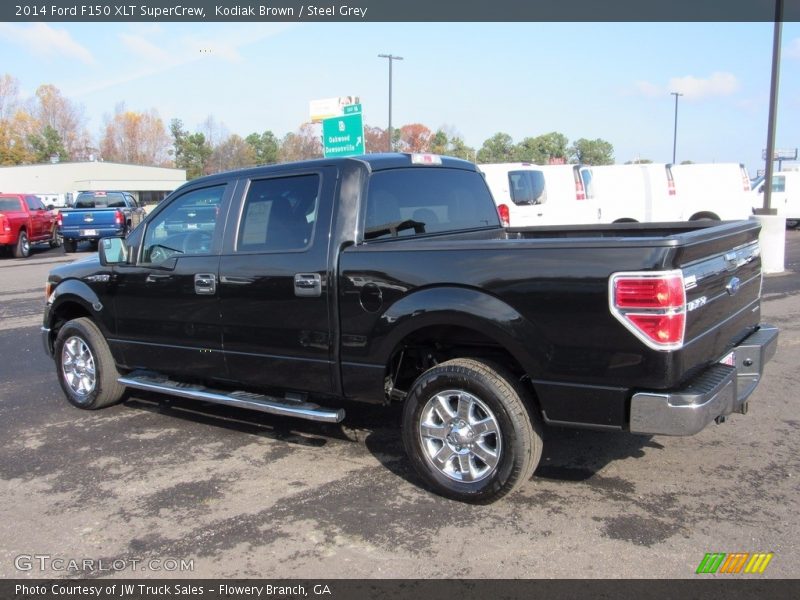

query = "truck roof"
[[180, 153, 479, 188]]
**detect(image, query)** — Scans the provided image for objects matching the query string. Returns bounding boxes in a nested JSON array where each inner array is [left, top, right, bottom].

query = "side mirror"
[[99, 237, 128, 266]]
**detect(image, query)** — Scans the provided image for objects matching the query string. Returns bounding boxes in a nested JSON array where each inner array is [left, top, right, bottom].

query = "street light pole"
[[671, 92, 683, 164], [378, 53, 403, 152]]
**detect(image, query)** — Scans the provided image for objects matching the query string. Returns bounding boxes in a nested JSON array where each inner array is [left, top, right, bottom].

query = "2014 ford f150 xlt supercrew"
[[41, 153, 778, 502]]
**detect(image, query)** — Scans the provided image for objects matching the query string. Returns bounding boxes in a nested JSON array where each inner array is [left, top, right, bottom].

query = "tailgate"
[[675, 223, 762, 380], [61, 209, 117, 229]]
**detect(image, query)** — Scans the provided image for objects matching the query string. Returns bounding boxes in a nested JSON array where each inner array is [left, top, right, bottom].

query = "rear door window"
[[772, 176, 786, 193], [237, 174, 320, 252], [508, 170, 546, 205]]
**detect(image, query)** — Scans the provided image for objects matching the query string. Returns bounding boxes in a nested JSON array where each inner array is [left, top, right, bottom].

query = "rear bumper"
[[629, 324, 779, 436], [61, 226, 124, 241]]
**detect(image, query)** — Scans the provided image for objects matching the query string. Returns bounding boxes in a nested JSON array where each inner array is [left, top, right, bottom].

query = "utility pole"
[[671, 92, 683, 164], [378, 54, 403, 152], [758, 0, 783, 215]]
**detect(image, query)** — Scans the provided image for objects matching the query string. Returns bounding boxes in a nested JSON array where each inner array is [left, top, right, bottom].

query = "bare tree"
[[31, 84, 89, 161], [209, 134, 257, 173], [279, 123, 322, 163], [100, 103, 171, 166]]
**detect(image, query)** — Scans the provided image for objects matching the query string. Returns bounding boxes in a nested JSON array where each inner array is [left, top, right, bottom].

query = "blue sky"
[[1, 21, 799, 174]]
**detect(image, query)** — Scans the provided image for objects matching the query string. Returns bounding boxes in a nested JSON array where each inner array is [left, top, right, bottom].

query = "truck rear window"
[[75, 192, 129, 208], [0, 198, 22, 211], [364, 169, 500, 240]]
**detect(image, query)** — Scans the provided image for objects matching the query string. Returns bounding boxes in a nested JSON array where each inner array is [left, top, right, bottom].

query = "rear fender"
[[373, 286, 545, 376]]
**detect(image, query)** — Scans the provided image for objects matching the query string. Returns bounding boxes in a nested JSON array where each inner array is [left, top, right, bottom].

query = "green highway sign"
[[322, 112, 364, 157], [343, 103, 362, 115]]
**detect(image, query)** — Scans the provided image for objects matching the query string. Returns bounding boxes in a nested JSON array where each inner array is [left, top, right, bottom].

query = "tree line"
[[0, 74, 618, 180]]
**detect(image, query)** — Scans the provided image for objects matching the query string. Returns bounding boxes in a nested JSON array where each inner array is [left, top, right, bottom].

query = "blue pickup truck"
[[58, 191, 146, 253]]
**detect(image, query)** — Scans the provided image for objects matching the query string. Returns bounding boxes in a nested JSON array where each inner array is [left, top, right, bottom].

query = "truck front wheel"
[[402, 358, 542, 503], [54, 317, 126, 410]]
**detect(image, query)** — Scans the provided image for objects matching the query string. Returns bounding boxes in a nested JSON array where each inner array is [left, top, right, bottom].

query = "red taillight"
[[667, 179, 676, 196], [610, 271, 686, 349], [575, 179, 586, 200], [0, 214, 8, 232], [115, 210, 124, 226], [56, 212, 63, 227], [498, 203, 510, 227], [741, 170, 751, 192], [614, 276, 684, 309]]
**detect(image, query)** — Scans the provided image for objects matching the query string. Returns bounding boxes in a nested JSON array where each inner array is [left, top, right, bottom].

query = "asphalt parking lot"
[[1, 232, 799, 579]]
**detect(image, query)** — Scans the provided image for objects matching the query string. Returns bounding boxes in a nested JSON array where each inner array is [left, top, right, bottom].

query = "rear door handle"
[[294, 273, 322, 297], [194, 273, 217, 295]]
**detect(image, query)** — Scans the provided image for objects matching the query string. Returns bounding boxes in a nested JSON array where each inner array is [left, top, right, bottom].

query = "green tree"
[[429, 130, 449, 155], [448, 137, 476, 162], [170, 119, 212, 179], [570, 138, 614, 165], [476, 132, 514, 163], [624, 158, 653, 164], [513, 132, 569, 164], [28, 125, 67, 162], [244, 130, 279, 164]]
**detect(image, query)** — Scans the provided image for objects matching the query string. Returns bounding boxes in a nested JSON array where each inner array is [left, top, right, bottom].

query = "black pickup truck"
[[41, 153, 778, 502]]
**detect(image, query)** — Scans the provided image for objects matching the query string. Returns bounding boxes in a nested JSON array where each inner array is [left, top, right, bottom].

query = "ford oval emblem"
[[726, 277, 741, 296]]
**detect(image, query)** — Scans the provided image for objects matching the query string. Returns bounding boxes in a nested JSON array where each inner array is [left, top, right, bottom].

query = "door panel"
[[110, 183, 231, 378], [219, 168, 336, 395]]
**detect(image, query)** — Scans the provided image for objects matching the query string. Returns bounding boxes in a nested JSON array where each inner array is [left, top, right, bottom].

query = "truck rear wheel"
[[54, 317, 126, 410], [13, 230, 30, 258], [402, 358, 542, 503]]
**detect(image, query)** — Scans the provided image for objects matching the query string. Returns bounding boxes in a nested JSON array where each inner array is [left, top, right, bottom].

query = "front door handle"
[[194, 273, 217, 295], [294, 273, 322, 297]]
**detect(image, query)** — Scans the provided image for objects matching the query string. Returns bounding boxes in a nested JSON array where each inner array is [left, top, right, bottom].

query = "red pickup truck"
[[0, 194, 59, 258]]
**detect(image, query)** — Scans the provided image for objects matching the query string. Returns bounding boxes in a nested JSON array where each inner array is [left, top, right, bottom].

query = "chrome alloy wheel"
[[61, 336, 96, 400], [418, 390, 502, 483]]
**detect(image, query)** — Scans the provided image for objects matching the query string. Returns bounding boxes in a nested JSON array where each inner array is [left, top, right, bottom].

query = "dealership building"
[[0, 161, 186, 207]]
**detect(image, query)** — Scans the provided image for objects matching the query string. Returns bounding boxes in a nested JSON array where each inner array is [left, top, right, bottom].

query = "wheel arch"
[[46, 281, 111, 353], [689, 211, 721, 221], [369, 286, 546, 406]]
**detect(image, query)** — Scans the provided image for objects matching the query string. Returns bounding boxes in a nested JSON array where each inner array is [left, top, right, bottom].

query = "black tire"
[[787, 219, 799, 229], [63, 239, 77, 253], [13, 230, 30, 258], [402, 358, 543, 503], [54, 317, 126, 410], [49, 226, 62, 248]]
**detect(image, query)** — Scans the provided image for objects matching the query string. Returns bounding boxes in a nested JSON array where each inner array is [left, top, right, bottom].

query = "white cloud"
[[668, 72, 739, 99], [634, 80, 662, 98], [0, 22, 94, 64], [119, 33, 172, 64], [71, 23, 295, 97], [787, 38, 800, 59], [633, 72, 740, 101]]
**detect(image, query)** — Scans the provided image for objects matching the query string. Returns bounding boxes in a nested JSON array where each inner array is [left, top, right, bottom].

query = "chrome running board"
[[118, 371, 345, 423]]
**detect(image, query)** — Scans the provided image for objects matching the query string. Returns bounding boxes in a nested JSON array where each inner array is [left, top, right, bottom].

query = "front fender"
[[373, 286, 546, 377], [46, 279, 111, 338]]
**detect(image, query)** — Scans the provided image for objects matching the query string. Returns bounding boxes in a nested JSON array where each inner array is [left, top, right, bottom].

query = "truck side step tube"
[[118, 371, 345, 423]]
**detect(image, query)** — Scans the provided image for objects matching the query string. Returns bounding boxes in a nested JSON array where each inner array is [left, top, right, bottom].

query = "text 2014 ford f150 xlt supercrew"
[[41, 154, 778, 502]]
